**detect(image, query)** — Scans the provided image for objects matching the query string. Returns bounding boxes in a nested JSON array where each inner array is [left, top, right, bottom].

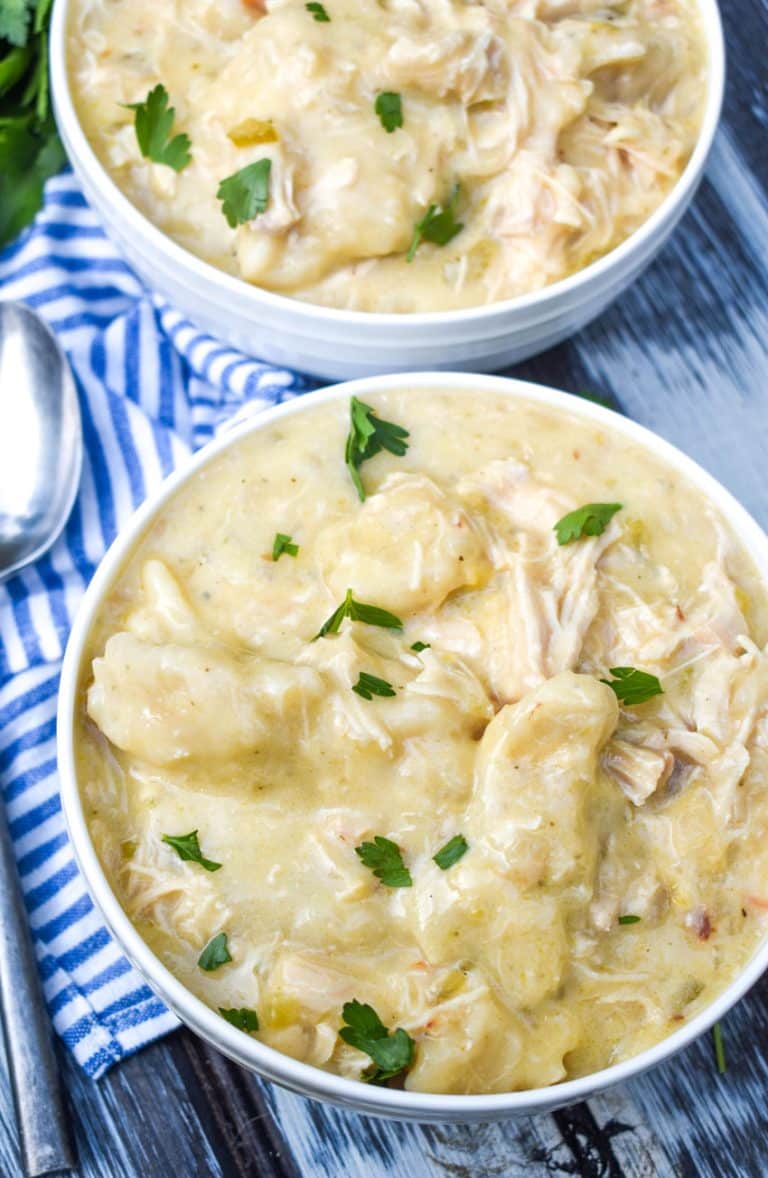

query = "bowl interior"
[[57, 371, 768, 1121], [49, 0, 726, 332]]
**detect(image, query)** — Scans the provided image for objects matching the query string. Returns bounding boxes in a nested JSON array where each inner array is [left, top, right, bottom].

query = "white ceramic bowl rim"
[[58, 372, 768, 1119], [50, 0, 725, 331]]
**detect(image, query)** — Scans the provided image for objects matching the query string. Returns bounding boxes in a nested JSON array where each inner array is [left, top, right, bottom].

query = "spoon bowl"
[[0, 301, 82, 581]]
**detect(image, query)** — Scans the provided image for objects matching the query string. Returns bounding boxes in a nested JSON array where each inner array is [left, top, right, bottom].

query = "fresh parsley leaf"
[[601, 667, 663, 706], [314, 588, 403, 640], [219, 1007, 259, 1032], [339, 999, 415, 1083], [712, 1021, 727, 1075], [217, 158, 271, 228], [356, 836, 412, 888], [554, 502, 622, 545], [578, 389, 616, 409], [161, 829, 221, 872], [406, 184, 463, 262], [618, 914, 641, 925], [306, 2, 330, 20], [0, 0, 64, 247], [0, 0, 32, 46], [410, 641, 430, 652], [124, 84, 191, 172], [352, 672, 396, 700], [375, 91, 402, 133], [344, 396, 409, 500], [272, 532, 299, 561], [433, 834, 469, 871], [198, 932, 232, 972]]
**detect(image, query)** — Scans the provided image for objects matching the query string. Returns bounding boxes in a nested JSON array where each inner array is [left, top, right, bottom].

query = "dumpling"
[[87, 632, 322, 764], [315, 473, 491, 615]]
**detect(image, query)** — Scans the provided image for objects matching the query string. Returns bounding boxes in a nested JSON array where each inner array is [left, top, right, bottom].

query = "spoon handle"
[[0, 804, 76, 1176]]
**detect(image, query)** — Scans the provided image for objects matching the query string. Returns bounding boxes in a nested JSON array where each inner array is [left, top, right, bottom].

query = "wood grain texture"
[[1, 2, 767, 1174]]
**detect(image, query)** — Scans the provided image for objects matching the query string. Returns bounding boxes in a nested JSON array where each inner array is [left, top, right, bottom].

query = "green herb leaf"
[[578, 389, 616, 409], [124, 84, 191, 172], [217, 159, 271, 228], [355, 836, 412, 888], [618, 914, 641, 925], [375, 91, 402, 133], [554, 502, 622, 545], [272, 532, 299, 561], [314, 588, 403, 640], [433, 834, 469, 871], [344, 396, 409, 500], [712, 1021, 727, 1075], [0, 0, 33, 47], [219, 1007, 259, 1032], [410, 641, 430, 652], [305, 1, 330, 20], [406, 184, 463, 263], [0, 0, 64, 247], [339, 999, 415, 1083], [162, 829, 222, 872], [198, 932, 232, 972], [601, 667, 663, 706], [352, 672, 396, 700]]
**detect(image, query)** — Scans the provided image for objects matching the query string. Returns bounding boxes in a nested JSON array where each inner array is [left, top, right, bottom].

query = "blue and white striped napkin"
[[0, 171, 313, 1077]]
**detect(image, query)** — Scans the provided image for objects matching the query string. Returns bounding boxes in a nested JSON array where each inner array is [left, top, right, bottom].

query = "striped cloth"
[[0, 171, 313, 1077]]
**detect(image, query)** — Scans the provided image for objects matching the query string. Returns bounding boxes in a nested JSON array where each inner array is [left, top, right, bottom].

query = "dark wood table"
[[1, 2, 767, 1173]]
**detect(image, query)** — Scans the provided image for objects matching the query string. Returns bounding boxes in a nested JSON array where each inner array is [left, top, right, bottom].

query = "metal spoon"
[[0, 301, 79, 1174], [0, 301, 82, 582]]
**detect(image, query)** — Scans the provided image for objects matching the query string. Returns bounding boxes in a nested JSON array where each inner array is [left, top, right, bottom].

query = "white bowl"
[[58, 371, 768, 1122], [50, 1, 725, 381]]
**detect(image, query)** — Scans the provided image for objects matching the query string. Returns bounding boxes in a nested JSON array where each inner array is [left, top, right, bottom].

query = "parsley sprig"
[[407, 184, 463, 262], [602, 667, 663, 706], [162, 830, 221, 872], [339, 1000, 415, 1084], [0, 0, 66, 247], [375, 92, 403, 133], [554, 502, 622, 545], [217, 159, 271, 228], [314, 589, 403, 640], [272, 532, 299, 561], [433, 834, 469, 871], [352, 672, 396, 700], [306, 2, 330, 20], [356, 836, 412, 888], [198, 932, 232, 972], [344, 396, 409, 501], [124, 84, 191, 172], [410, 641, 430, 653], [219, 1007, 259, 1032]]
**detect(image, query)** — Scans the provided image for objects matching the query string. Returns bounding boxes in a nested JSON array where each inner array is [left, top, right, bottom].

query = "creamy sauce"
[[77, 389, 768, 1094], [69, 0, 707, 311]]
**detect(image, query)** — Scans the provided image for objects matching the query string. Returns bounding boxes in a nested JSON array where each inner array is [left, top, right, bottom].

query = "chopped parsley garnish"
[[217, 159, 271, 228], [356, 836, 412, 888], [618, 914, 641, 925], [352, 672, 396, 700], [579, 389, 616, 409], [161, 830, 221, 872], [406, 184, 463, 263], [339, 1000, 415, 1084], [602, 667, 663, 706], [410, 641, 431, 652], [712, 1021, 727, 1075], [344, 396, 409, 501], [124, 84, 191, 172], [272, 532, 299, 561], [554, 502, 622, 545], [219, 1007, 259, 1032], [306, 2, 330, 20], [198, 932, 232, 972], [433, 834, 469, 871], [314, 588, 403, 640], [375, 92, 403, 133]]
